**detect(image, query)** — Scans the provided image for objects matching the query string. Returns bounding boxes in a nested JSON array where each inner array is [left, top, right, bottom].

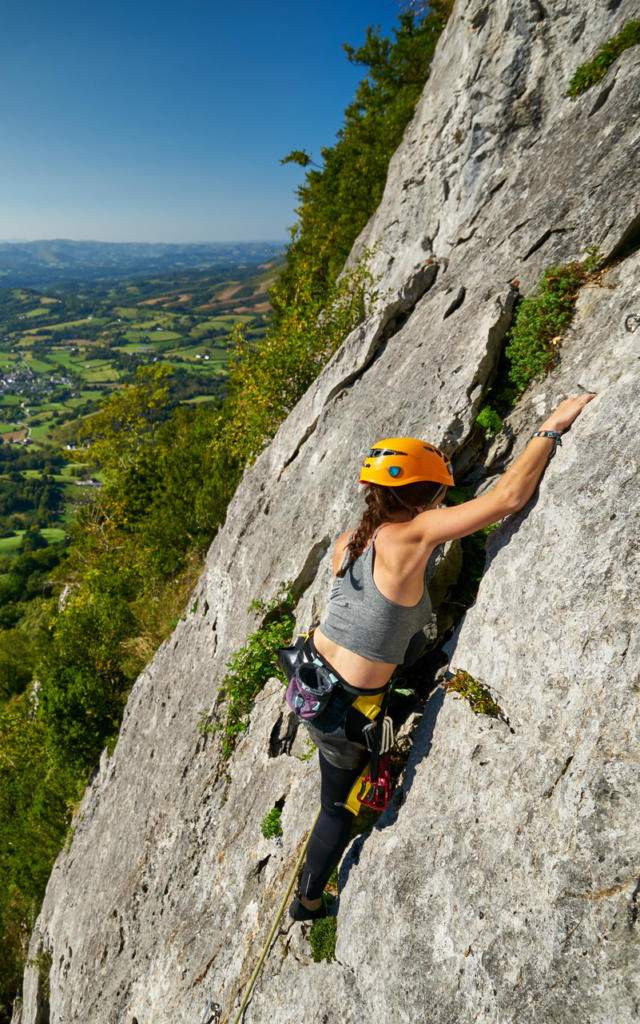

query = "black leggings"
[[300, 713, 369, 901]]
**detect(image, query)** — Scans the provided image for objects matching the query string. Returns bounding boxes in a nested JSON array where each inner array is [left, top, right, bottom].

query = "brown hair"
[[336, 481, 446, 578]]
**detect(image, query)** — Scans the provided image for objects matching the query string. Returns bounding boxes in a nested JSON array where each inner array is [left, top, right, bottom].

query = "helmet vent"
[[369, 448, 407, 458]]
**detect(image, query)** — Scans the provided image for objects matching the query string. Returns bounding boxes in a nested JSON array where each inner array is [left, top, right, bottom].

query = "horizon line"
[[0, 237, 287, 246]]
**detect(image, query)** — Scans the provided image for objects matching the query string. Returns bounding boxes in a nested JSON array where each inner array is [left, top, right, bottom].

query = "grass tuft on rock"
[[260, 806, 283, 839], [442, 670, 503, 719], [504, 249, 600, 397], [308, 917, 337, 962], [568, 20, 640, 99]]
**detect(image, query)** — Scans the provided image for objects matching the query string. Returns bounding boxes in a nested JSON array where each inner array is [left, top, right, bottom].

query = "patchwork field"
[[0, 258, 280, 566], [0, 260, 279, 448]]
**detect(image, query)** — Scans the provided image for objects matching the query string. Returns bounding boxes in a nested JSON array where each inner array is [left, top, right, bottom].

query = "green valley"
[[0, 259, 279, 449], [0, 259, 280, 627]]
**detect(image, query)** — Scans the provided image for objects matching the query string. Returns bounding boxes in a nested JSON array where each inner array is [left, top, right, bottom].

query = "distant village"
[[0, 359, 75, 446]]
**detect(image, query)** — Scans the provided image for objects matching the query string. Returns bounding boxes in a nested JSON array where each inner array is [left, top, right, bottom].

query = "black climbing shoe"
[[288, 892, 334, 922]]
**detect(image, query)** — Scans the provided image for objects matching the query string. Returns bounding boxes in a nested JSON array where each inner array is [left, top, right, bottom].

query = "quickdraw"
[[344, 688, 395, 814], [356, 754, 392, 810]]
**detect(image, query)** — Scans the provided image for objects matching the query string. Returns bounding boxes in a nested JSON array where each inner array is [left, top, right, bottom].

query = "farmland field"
[[0, 527, 67, 557], [0, 259, 279, 448], [0, 256, 281, 563]]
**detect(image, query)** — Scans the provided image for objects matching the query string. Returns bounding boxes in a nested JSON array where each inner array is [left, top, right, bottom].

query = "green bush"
[[39, 578, 136, 769], [308, 917, 337, 962], [442, 669, 503, 719], [0, 696, 77, 1017], [505, 258, 592, 396], [475, 406, 502, 441], [568, 20, 640, 98], [200, 585, 295, 758], [0, 629, 35, 699], [260, 806, 283, 839]]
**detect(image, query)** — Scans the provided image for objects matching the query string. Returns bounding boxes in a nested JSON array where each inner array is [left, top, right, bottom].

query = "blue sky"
[[1, 0, 403, 243]]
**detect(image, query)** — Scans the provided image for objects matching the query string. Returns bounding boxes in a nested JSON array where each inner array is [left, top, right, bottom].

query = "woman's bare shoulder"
[[332, 529, 353, 575], [335, 528, 353, 550]]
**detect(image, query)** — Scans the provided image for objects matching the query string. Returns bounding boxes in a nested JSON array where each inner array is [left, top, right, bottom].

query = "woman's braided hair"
[[336, 480, 446, 578]]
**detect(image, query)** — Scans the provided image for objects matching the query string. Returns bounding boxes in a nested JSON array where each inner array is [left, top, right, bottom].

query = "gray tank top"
[[318, 527, 432, 664]]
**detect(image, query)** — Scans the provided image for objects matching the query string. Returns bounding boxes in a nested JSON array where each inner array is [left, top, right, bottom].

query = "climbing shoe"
[[288, 892, 334, 922]]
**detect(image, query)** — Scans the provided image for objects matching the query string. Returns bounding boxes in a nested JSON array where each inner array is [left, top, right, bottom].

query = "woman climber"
[[287, 393, 595, 921]]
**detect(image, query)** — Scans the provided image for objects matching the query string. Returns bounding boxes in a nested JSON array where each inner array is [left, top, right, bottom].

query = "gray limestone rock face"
[[348, 0, 640, 299], [14, 2, 640, 1023], [328, 248, 640, 1024]]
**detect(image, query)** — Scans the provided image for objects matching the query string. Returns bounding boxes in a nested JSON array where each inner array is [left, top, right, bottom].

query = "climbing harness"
[[229, 808, 321, 1024], [279, 632, 397, 813]]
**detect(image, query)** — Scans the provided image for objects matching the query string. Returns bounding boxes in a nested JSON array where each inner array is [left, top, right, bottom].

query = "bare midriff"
[[314, 627, 396, 690]]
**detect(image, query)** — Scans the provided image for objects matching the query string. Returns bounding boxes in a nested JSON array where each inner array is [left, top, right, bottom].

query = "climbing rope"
[[229, 807, 322, 1024]]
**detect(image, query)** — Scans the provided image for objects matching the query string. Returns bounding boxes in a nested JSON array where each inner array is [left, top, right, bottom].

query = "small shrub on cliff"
[[505, 254, 597, 396], [568, 20, 640, 98], [442, 670, 503, 719], [200, 585, 295, 758], [308, 917, 337, 962], [260, 805, 283, 839], [475, 405, 502, 441]]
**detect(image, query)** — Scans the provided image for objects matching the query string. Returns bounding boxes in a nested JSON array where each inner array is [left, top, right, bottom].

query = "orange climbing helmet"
[[360, 437, 454, 488]]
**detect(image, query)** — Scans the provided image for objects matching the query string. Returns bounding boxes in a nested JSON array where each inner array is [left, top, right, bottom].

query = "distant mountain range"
[[0, 239, 285, 289]]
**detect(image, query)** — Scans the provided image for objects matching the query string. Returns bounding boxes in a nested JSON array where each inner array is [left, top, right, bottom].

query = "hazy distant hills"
[[0, 239, 284, 288]]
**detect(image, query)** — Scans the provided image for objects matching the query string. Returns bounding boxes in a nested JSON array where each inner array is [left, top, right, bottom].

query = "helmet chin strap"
[[391, 490, 419, 516], [390, 485, 446, 517]]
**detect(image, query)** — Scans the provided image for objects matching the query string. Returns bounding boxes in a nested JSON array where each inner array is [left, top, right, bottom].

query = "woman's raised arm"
[[415, 393, 596, 547]]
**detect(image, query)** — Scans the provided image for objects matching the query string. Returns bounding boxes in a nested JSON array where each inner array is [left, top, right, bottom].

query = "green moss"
[[260, 806, 283, 839], [568, 20, 640, 98], [308, 917, 337, 962], [198, 583, 295, 758], [443, 670, 503, 719], [474, 405, 503, 441], [504, 255, 596, 397]]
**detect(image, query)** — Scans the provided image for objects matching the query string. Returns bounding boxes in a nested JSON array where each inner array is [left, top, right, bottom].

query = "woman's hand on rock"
[[540, 393, 596, 433]]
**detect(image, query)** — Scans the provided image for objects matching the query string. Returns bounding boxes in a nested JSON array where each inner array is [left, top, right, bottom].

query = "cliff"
[[15, 1, 640, 1022]]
